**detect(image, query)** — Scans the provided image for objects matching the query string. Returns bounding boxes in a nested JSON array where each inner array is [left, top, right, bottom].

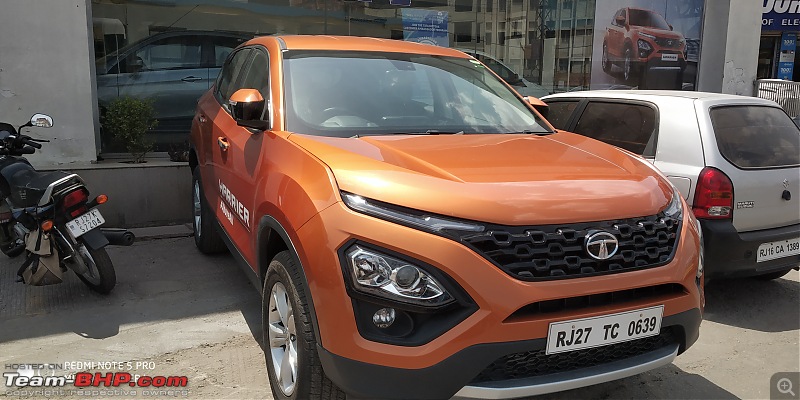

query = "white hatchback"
[[541, 90, 800, 281]]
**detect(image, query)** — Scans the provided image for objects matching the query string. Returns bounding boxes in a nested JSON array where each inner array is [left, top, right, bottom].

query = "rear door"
[[703, 103, 800, 232]]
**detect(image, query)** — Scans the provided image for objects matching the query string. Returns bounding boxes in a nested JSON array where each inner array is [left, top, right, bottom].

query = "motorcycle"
[[0, 113, 134, 294]]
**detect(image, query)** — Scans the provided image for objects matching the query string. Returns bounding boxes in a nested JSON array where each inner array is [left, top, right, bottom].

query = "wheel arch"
[[256, 214, 324, 343]]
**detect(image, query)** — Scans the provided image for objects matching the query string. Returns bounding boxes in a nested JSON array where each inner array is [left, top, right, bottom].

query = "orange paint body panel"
[[189, 35, 703, 399]]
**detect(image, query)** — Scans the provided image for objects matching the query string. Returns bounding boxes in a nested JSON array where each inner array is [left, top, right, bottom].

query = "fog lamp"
[[373, 308, 396, 329]]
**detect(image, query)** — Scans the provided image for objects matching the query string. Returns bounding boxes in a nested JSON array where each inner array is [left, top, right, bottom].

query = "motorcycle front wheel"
[[74, 244, 116, 294]]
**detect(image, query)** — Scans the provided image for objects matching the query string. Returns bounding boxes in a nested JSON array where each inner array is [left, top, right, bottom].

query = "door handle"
[[198, 114, 207, 123], [217, 137, 230, 151], [182, 76, 203, 82]]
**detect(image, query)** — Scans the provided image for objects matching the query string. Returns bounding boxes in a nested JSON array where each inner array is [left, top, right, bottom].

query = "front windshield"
[[283, 51, 550, 137], [628, 9, 671, 30]]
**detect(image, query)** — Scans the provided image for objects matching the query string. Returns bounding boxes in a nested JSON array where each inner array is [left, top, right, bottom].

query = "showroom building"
[[0, 0, 771, 225]]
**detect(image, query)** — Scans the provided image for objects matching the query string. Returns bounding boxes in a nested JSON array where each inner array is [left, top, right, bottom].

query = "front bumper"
[[319, 308, 701, 400], [702, 220, 800, 280], [295, 202, 704, 398]]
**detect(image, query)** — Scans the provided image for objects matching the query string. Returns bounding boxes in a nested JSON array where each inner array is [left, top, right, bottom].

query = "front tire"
[[623, 46, 636, 84], [263, 251, 345, 400], [192, 168, 227, 254], [602, 42, 611, 73], [75, 245, 116, 294]]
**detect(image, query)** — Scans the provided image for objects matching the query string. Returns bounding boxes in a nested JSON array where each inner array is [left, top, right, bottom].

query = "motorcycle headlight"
[[345, 245, 454, 307], [663, 189, 683, 219]]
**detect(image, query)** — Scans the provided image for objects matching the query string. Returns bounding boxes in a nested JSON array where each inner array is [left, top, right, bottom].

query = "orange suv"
[[602, 7, 687, 85], [189, 35, 703, 399]]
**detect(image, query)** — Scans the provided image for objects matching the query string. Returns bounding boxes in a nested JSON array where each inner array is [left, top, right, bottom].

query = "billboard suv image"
[[602, 7, 686, 88]]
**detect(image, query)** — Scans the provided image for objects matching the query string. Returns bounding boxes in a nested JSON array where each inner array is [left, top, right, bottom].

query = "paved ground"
[[0, 232, 798, 399]]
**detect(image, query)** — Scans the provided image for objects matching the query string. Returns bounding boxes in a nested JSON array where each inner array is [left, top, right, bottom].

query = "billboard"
[[402, 9, 449, 47], [590, 0, 704, 90], [762, 0, 800, 31]]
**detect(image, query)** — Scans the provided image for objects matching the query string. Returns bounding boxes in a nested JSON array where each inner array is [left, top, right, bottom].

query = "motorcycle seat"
[[8, 169, 77, 208]]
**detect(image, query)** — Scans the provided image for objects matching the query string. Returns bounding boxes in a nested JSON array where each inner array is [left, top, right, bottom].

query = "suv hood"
[[636, 27, 683, 40], [290, 132, 673, 225]]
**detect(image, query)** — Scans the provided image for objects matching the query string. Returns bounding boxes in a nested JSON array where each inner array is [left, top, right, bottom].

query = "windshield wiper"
[[521, 129, 555, 136], [400, 130, 465, 135]]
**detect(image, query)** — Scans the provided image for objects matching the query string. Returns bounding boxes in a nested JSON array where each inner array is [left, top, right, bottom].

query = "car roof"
[[248, 35, 471, 58], [542, 90, 782, 108]]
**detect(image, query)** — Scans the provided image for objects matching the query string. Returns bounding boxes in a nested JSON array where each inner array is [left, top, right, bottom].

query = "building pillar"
[[0, 0, 99, 166], [697, 0, 762, 96]]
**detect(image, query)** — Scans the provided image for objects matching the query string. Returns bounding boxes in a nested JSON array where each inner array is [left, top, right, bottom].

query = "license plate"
[[757, 237, 800, 262], [66, 208, 105, 238], [546, 306, 663, 355], [661, 54, 679, 61]]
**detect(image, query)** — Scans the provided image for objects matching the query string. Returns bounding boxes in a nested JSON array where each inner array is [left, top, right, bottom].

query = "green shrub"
[[101, 97, 158, 163]]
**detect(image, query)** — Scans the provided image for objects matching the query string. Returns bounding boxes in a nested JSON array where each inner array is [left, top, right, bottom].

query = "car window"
[[216, 49, 252, 103], [129, 36, 203, 72], [710, 105, 800, 169], [573, 101, 657, 157], [612, 9, 624, 26], [283, 51, 549, 137], [239, 50, 270, 104], [544, 100, 579, 130], [628, 9, 671, 30], [212, 36, 249, 67]]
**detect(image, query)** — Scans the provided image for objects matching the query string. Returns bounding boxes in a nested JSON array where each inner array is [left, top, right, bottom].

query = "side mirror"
[[229, 89, 268, 131], [615, 15, 626, 26], [523, 96, 549, 119], [669, 24, 673, 31], [30, 114, 53, 128]]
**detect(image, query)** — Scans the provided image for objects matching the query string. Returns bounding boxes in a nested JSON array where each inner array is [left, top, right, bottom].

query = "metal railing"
[[755, 79, 800, 118]]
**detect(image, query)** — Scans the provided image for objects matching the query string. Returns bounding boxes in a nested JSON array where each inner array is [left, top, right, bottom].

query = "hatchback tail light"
[[61, 189, 90, 218], [692, 167, 733, 219]]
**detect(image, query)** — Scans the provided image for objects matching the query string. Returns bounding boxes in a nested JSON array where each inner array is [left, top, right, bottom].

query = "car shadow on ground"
[[702, 272, 799, 332], [0, 237, 261, 343], [464, 364, 736, 400]]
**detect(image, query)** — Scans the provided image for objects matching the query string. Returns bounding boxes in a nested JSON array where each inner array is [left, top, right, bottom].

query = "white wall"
[[0, 0, 99, 166], [697, 0, 762, 96]]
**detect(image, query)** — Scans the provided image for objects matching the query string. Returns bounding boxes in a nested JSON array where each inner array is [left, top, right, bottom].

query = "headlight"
[[346, 245, 454, 307], [341, 192, 484, 234], [663, 189, 683, 219]]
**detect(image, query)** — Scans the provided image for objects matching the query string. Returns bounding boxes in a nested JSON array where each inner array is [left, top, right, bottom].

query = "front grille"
[[470, 328, 678, 384], [654, 37, 682, 49], [506, 283, 686, 321], [456, 214, 681, 281]]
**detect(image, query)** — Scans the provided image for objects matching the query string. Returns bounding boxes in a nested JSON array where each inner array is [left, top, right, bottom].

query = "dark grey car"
[[96, 30, 252, 151]]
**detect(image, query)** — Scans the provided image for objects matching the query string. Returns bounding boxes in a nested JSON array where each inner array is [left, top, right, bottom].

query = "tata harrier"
[[189, 35, 703, 400]]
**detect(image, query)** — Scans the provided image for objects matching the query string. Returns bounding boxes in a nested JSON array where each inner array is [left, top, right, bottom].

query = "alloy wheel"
[[193, 181, 202, 237], [268, 282, 298, 396]]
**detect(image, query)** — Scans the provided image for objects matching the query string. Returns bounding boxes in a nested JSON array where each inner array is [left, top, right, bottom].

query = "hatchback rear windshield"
[[710, 105, 800, 169], [282, 50, 550, 137]]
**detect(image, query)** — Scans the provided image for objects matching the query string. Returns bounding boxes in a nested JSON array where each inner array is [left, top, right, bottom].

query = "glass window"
[[239, 51, 270, 101], [710, 106, 800, 169], [283, 51, 549, 137], [627, 9, 671, 30], [543, 100, 579, 130], [217, 49, 252, 103], [131, 36, 202, 72], [573, 101, 657, 156]]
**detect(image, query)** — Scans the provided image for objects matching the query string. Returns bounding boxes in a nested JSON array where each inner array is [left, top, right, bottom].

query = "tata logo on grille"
[[585, 231, 619, 260]]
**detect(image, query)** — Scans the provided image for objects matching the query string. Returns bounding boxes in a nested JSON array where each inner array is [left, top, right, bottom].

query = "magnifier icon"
[[778, 378, 796, 396]]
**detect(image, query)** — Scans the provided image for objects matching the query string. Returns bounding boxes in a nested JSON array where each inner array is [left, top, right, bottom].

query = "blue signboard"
[[778, 32, 797, 79], [402, 9, 449, 47], [762, 0, 800, 31]]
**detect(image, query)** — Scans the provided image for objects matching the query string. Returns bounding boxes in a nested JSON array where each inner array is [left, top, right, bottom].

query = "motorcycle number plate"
[[66, 208, 105, 238]]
